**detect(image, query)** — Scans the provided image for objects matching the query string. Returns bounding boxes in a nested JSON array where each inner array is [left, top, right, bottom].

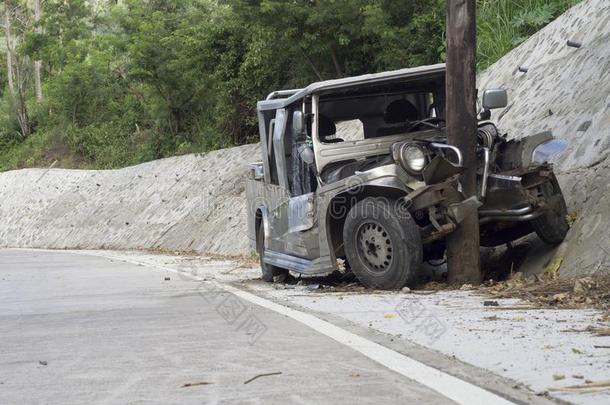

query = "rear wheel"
[[531, 174, 569, 244], [257, 225, 288, 282], [343, 197, 422, 289]]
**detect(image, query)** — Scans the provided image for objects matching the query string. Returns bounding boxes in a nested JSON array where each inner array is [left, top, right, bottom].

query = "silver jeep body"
[[245, 63, 565, 277]]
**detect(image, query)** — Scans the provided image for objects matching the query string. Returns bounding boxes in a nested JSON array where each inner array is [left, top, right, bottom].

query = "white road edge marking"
[[223, 283, 515, 405], [33, 249, 516, 405]]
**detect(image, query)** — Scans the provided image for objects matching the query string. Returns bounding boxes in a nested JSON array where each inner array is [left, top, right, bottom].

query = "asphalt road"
[[0, 249, 455, 405]]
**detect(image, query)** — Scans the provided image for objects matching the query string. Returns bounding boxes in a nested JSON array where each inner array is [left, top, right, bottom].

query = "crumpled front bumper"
[[403, 163, 557, 243], [478, 163, 556, 223]]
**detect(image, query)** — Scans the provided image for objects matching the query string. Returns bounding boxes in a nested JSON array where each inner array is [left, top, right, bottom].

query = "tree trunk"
[[445, 0, 482, 285], [169, 108, 181, 134], [4, 1, 14, 94], [14, 56, 31, 137], [4, 0, 31, 138], [33, 0, 43, 101], [301, 48, 323, 81], [16, 86, 30, 136], [329, 46, 343, 78]]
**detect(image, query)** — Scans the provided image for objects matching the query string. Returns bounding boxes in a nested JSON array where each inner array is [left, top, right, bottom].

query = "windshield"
[[317, 88, 443, 144]]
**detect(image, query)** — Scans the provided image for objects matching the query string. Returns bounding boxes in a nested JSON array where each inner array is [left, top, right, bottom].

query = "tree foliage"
[[0, 0, 578, 170]]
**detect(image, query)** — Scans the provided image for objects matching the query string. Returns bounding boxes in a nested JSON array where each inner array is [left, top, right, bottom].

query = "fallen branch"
[[243, 371, 282, 385], [590, 327, 610, 336], [549, 379, 610, 393], [488, 306, 539, 310], [182, 381, 212, 388]]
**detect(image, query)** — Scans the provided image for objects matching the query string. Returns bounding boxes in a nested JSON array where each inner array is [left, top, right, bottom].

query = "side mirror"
[[482, 89, 508, 109], [292, 110, 305, 135], [298, 145, 315, 165]]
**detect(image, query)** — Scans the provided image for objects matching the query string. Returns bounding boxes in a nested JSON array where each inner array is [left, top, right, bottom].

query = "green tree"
[[0, 0, 579, 170]]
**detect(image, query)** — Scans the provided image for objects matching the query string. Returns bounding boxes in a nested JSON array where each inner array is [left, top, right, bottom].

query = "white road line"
[[223, 283, 515, 405], [32, 249, 516, 405]]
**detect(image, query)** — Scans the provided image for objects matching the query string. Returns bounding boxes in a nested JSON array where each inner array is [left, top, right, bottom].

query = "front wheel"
[[343, 197, 422, 289], [531, 174, 569, 244]]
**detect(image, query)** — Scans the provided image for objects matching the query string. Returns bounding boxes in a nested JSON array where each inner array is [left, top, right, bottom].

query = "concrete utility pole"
[[445, 0, 482, 285]]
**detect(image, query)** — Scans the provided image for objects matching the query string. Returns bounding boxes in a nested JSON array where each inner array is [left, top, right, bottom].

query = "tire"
[[531, 174, 569, 244], [343, 197, 422, 289], [257, 225, 287, 282]]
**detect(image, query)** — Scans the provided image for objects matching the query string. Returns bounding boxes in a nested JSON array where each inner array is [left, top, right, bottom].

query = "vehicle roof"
[[257, 63, 445, 111]]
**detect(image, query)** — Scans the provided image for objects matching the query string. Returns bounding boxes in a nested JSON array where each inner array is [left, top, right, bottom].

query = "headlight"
[[532, 139, 568, 164], [399, 143, 427, 174]]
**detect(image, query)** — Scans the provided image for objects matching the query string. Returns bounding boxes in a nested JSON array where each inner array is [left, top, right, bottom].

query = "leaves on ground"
[[480, 273, 610, 311]]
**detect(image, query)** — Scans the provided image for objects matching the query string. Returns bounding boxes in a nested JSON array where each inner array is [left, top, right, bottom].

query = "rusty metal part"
[[423, 207, 457, 243], [404, 179, 462, 212], [423, 223, 456, 244]]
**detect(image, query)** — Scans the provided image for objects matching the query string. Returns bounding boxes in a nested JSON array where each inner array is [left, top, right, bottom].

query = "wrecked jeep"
[[246, 63, 569, 289]]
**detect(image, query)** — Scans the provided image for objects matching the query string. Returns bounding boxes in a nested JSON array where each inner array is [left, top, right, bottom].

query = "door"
[[266, 106, 319, 258]]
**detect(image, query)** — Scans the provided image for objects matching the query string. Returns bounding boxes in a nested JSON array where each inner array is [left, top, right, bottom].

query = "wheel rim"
[[356, 221, 393, 272]]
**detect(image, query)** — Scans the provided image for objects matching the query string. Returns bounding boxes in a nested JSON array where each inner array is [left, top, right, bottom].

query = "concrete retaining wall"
[[0, 145, 259, 256], [477, 0, 609, 276]]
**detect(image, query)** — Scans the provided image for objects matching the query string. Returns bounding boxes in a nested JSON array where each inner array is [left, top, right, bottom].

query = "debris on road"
[[550, 379, 610, 394], [479, 273, 610, 310], [243, 371, 282, 385], [588, 326, 610, 336], [181, 381, 212, 388], [38, 360, 47, 366], [544, 258, 562, 278]]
